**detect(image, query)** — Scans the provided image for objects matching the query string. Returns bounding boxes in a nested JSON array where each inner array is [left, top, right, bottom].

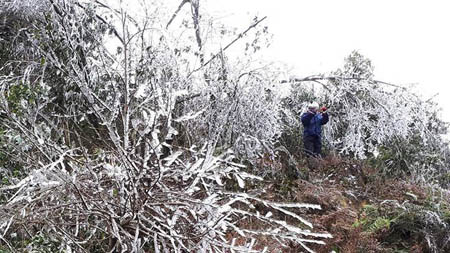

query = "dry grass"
[[226, 154, 450, 252]]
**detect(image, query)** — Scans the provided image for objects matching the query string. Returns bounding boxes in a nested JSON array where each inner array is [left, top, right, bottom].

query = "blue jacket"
[[301, 111, 329, 137]]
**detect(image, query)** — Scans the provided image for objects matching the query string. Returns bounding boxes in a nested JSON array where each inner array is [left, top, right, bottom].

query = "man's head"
[[308, 101, 319, 112]]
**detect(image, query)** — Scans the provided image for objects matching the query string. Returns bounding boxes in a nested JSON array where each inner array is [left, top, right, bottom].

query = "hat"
[[308, 102, 319, 109]]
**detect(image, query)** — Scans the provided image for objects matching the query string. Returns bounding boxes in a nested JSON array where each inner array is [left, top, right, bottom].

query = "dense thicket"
[[0, 0, 328, 252], [282, 51, 449, 183]]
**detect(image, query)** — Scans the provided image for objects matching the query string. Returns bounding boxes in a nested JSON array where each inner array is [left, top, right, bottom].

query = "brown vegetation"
[[235, 155, 450, 252]]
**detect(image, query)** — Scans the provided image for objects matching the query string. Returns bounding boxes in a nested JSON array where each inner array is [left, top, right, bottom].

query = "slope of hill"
[[240, 155, 450, 252]]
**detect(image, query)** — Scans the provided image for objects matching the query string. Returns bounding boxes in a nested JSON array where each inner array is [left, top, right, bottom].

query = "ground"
[[234, 155, 450, 253]]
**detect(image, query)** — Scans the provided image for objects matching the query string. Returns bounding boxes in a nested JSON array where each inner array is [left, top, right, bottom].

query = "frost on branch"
[[286, 52, 446, 159], [0, 0, 329, 251], [182, 59, 284, 161], [283, 51, 448, 181], [0, 0, 49, 17], [0, 144, 331, 252]]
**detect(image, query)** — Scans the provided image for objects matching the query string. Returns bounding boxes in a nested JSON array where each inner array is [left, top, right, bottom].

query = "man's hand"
[[319, 106, 327, 113]]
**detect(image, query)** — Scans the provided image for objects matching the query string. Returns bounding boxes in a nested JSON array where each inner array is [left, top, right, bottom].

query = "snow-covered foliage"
[[183, 60, 283, 160], [283, 51, 449, 180], [0, 0, 329, 252], [0, 143, 331, 252], [286, 52, 447, 158], [323, 52, 441, 158], [0, 0, 49, 17]]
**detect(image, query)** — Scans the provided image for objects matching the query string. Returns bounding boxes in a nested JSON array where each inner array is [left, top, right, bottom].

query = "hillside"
[[240, 155, 450, 252]]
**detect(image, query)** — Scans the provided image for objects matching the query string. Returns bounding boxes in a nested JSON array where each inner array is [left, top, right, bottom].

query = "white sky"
[[203, 0, 450, 124]]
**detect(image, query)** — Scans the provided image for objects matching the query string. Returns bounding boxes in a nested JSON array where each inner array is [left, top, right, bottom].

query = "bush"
[[353, 190, 450, 252]]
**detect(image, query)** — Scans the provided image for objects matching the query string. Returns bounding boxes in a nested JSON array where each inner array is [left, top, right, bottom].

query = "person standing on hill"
[[301, 102, 329, 157]]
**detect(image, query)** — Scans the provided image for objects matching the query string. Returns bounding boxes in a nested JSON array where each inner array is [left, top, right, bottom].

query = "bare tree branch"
[[189, 16, 267, 77], [190, 0, 204, 66], [282, 75, 406, 90], [166, 0, 190, 29]]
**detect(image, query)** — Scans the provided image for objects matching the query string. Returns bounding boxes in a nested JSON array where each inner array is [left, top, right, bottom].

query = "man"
[[301, 102, 329, 157]]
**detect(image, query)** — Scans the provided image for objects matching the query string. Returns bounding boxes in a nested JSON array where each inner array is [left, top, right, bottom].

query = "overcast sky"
[[203, 0, 450, 123]]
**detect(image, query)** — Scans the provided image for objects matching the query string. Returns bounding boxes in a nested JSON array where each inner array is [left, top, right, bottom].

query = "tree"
[[0, 0, 330, 252], [283, 51, 449, 180]]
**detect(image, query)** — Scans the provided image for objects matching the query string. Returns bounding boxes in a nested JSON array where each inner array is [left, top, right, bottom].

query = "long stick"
[[282, 76, 406, 89], [189, 16, 267, 76]]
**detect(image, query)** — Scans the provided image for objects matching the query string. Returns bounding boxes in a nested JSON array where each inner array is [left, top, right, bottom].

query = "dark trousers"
[[304, 135, 322, 157]]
